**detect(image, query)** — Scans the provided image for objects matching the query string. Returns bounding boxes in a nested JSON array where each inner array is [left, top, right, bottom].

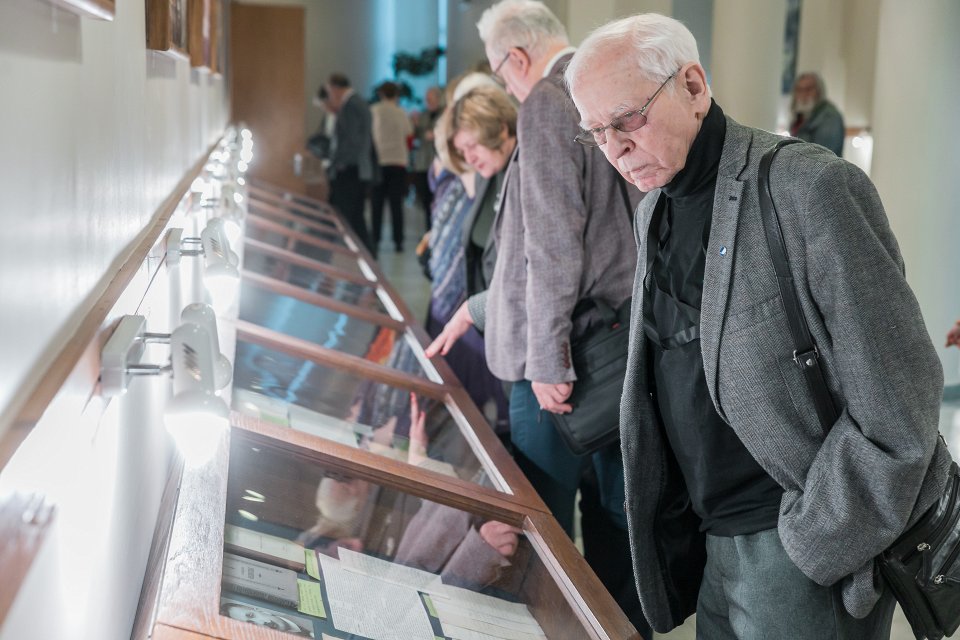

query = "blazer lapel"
[[701, 120, 754, 420], [492, 145, 520, 235]]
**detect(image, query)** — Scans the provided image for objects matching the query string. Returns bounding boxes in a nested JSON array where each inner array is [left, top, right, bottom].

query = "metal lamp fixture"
[[167, 218, 241, 312], [100, 304, 232, 466]]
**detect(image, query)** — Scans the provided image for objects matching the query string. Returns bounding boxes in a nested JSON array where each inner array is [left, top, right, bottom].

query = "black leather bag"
[[878, 465, 960, 640], [760, 139, 960, 640], [550, 298, 631, 456]]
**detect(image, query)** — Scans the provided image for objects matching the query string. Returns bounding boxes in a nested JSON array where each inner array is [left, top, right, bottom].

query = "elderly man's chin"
[[622, 167, 668, 192]]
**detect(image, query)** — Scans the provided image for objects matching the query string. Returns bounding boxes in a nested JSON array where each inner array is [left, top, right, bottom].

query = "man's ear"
[[681, 63, 710, 104], [512, 47, 532, 77]]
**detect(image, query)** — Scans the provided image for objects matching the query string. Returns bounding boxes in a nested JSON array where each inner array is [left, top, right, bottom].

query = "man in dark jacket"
[[326, 73, 373, 250]]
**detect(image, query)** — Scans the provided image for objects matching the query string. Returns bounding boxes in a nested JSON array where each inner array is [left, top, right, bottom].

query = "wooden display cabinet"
[[140, 181, 641, 640]]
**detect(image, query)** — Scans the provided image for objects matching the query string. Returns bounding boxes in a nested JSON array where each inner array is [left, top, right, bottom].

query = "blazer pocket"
[[717, 301, 827, 473], [721, 294, 781, 336]]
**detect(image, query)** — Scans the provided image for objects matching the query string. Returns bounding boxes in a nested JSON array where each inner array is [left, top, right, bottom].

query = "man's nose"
[[605, 128, 634, 162]]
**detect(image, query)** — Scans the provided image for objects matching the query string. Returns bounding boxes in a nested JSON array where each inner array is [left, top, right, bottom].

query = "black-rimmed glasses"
[[574, 69, 680, 147]]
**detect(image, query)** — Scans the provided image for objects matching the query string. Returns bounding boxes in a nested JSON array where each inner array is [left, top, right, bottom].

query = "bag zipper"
[[904, 472, 960, 564], [932, 533, 960, 585]]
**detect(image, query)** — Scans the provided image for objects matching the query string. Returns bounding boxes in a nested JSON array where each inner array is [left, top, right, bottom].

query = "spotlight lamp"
[[180, 302, 232, 390], [167, 220, 241, 312], [99, 310, 232, 466]]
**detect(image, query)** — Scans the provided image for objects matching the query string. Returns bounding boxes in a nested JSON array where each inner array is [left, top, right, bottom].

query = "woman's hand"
[[425, 302, 473, 357], [479, 521, 523, 557], [947, 320, 960, 348], [408, 393, 429, 466]]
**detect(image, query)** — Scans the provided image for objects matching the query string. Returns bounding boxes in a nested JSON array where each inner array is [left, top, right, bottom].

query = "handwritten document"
[[318, 554, 436, 640], [338, 548, 444, 593]]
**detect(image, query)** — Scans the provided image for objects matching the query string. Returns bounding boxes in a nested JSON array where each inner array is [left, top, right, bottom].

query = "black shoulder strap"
[[758, 139, 840, 431]]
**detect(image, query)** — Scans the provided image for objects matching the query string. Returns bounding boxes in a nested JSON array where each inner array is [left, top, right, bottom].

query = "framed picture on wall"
[[47, 0, 115, 20], [146, 0, 190, 57], [188, 0, 211, 69], [209, 0, 224, 75]]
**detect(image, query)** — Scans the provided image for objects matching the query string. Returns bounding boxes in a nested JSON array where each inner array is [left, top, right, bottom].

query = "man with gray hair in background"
[[565, 13, 952, 638], [425, 1, 645, 634], [789, 71, 845, 157]]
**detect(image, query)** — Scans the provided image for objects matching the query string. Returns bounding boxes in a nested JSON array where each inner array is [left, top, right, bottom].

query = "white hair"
[[565, 14, 705, 103], [476, 0, 569, 61], [452, 72, 499, 102]]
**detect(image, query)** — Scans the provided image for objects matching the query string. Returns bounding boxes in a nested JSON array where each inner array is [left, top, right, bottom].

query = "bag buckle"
[[793, 345, 820, 369]]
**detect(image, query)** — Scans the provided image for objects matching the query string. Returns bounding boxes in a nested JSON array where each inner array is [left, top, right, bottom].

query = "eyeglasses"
[[490, 52, 511, 87], [574, 69, 680, 147]]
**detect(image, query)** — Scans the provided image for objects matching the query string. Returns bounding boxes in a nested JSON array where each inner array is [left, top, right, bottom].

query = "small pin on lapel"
[[719, 246, 727, 256]]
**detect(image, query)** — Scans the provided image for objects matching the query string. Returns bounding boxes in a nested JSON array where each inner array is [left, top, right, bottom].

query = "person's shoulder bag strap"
[[758, 139, 840, 430]]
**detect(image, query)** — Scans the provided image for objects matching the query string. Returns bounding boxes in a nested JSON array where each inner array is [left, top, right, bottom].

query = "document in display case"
[[221, 431, 546, 640]]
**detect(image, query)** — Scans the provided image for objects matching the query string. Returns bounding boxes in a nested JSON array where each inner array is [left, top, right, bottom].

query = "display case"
[[143, 181, 640, 640], [0, 136, 640, 639]]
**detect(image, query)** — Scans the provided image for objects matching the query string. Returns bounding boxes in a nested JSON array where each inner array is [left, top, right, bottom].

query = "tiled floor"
[[380, 197, 959, 640], [369, 200, 432, 326]]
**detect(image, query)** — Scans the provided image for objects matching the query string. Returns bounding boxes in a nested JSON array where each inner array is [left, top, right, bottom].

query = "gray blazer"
[[483, 54, 639, 383], [621, 117, 953, 632], [331, 92, 374, 181]]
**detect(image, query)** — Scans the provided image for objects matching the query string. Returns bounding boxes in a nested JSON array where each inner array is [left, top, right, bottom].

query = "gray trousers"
[[696, 529, 896, 640]]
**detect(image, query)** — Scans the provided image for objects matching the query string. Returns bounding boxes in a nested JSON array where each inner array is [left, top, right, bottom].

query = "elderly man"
[[565, 13, 953, 638], [426, 0, 644, 632], [325, 73, 373, 250], [789, 71, 845, 157]]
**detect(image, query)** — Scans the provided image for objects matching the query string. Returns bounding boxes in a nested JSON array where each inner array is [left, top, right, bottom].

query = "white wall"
[[567, 0, 671, 46], [0, 0, 229, 437], [711, 0, 787, 132], [871, 0, 960, 385]]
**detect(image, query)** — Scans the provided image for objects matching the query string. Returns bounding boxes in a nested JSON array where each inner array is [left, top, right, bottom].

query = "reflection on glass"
[[239, 286, 420, 374], [233, 340, 488, 487], [249, 203, 346, 245], [244, 247, 386, 313], [221, 433, 548, 639], [246, 225, 363, 275]]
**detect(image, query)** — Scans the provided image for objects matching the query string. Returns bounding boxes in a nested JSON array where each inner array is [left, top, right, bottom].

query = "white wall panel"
[[0, 0, 229, 436]]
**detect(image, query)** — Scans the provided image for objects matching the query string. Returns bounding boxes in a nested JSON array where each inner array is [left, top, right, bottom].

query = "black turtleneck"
[[644, 100, 783, 537]]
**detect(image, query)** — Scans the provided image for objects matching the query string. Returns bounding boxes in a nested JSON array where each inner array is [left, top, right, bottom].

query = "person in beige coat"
[[370, 81, 413, 255]]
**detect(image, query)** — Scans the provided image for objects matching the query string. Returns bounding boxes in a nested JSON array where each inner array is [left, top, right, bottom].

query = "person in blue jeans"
[[426, 2, 645, 636]]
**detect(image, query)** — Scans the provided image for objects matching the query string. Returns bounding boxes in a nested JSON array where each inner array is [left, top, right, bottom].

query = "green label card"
[[304, 549, 321, 580], [297, 579, 326, 619]]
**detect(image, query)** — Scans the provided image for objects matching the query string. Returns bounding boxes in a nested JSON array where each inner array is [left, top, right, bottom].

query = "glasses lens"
[[574, 129, 602, 147], [613, 110, 647, 134]]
